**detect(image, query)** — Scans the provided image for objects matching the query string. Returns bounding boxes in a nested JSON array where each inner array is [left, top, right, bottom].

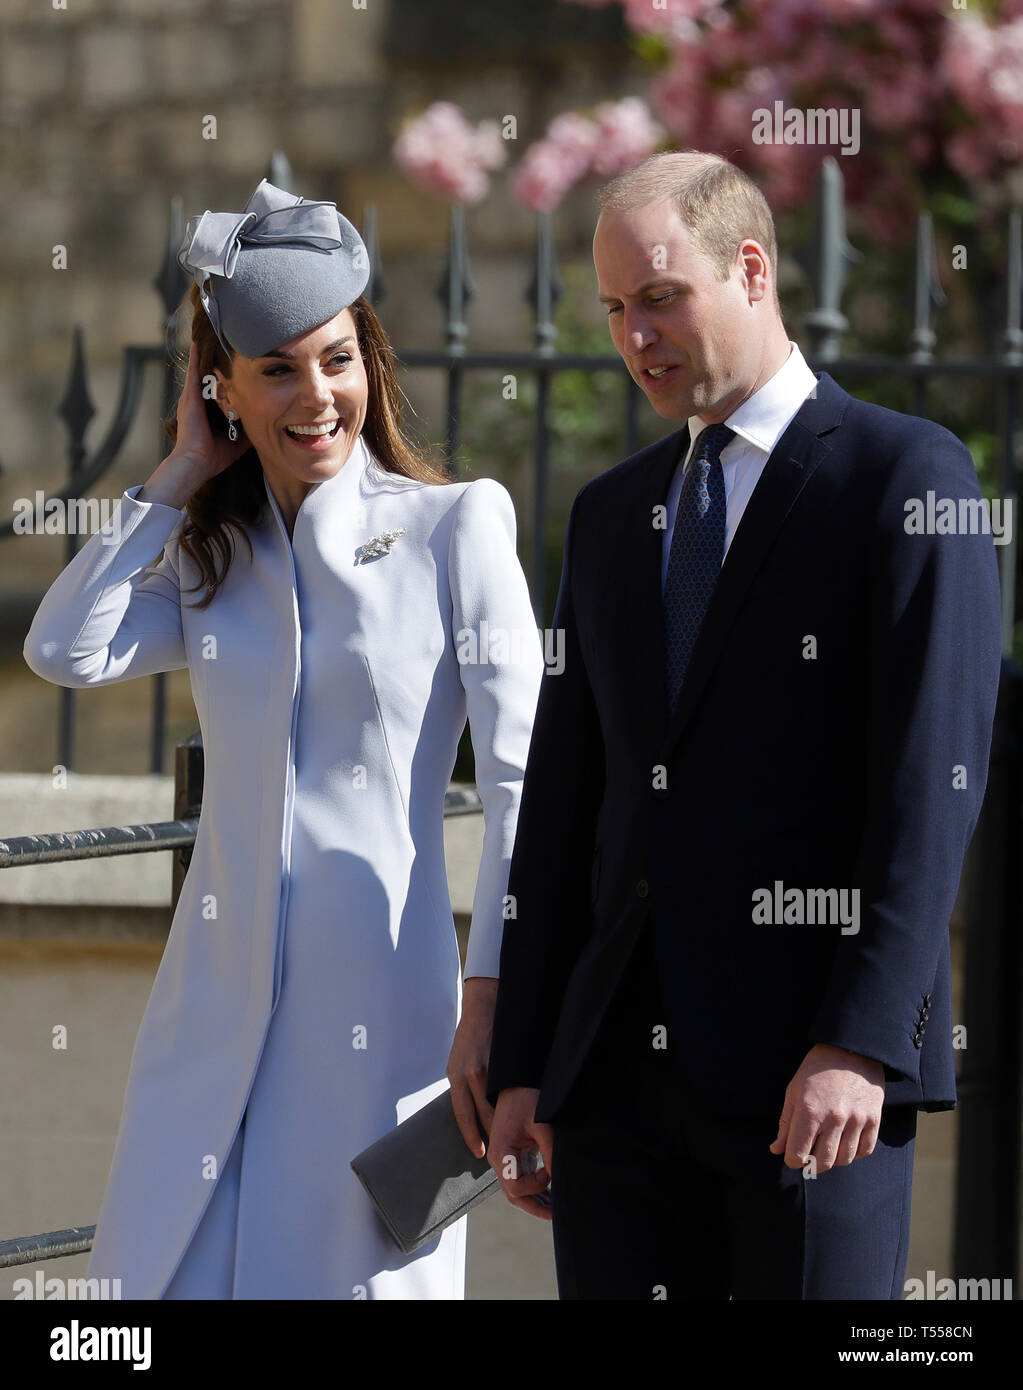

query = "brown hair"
[[597, 150, 780, 306], [163, 283, 452, 609]]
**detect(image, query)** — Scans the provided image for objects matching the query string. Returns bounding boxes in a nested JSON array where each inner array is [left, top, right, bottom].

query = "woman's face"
[[214, 307, 369, 488]]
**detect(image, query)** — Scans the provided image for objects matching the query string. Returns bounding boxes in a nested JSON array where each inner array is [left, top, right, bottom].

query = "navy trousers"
[[550, 924, 917, 1300]]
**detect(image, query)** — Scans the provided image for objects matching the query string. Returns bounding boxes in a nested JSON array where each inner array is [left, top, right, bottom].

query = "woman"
[[22, 179, 543, 1299]]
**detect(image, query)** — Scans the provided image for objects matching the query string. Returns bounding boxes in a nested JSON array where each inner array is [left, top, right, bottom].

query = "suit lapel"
[[660, 372, 846, 755]]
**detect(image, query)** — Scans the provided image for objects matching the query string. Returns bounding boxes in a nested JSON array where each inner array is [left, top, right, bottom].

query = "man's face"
[[593, 199, 763, 424]]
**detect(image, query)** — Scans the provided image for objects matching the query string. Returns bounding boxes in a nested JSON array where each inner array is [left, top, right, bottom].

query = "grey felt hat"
[[176, 178, 371, 358]]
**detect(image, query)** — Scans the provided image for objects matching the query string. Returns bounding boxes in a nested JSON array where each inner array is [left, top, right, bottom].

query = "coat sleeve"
[[809, 433, 1003, 1082], [486, 486, 606, 1103], [447, 478, 544, 981], [22, 485, 190, 687]]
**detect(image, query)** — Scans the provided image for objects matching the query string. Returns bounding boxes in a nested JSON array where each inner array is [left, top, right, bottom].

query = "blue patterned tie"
[[663, 423, 735, 714]]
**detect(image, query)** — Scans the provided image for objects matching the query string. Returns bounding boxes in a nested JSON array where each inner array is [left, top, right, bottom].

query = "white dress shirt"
[[661, 341, 819, 595]]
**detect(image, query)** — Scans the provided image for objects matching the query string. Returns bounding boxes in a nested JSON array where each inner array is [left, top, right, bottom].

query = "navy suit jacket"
[[487, 370, 1003, 1122]]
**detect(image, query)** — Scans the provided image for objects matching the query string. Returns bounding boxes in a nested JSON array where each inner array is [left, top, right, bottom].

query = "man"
[[484, 150, 1003, 1299]]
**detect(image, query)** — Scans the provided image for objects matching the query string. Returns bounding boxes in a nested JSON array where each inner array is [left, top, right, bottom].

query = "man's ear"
[[739, 239, 771, 303]]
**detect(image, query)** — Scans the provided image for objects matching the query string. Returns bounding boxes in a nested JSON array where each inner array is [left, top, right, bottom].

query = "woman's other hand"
[[446, 976, 499, 1158]]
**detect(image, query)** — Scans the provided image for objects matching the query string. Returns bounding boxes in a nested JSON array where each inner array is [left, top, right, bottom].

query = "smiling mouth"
[[284, 419, 342, 439]]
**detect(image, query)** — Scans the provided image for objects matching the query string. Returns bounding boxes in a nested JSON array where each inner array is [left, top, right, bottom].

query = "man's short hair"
[[597, 151, 779, 303]]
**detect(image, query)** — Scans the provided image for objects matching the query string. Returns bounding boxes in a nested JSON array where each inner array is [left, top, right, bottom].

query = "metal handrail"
[[0, 786, 482, 871], [0, 1227, 96, 1270], [0, 820, 199, 869]]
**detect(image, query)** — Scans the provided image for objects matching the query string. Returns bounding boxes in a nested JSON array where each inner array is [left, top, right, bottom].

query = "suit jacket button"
[[636, 879, 649, 898], [913, 1034, 924, 1048], [924, 994, 932, 1005], [921, 1008, 930, 1021]]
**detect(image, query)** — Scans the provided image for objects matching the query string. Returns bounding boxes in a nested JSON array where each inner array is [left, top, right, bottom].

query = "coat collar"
[[612, 370, 847, 761], [261, 432, 381, 555]]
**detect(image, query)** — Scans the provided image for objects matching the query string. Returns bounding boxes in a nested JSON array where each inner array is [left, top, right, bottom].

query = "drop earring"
[[227, 410, 238, 442]]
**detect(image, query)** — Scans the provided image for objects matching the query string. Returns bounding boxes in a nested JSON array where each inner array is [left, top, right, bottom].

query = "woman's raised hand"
[[139, 342, 251, 508], [170, 341, 251, 481]]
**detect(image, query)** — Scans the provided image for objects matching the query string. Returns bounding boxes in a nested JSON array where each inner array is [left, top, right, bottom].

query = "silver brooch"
[[356, 527, 407, 564]]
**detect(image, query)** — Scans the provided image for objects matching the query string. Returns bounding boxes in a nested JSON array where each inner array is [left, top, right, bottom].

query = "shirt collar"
[[685, 341, 818, 460]]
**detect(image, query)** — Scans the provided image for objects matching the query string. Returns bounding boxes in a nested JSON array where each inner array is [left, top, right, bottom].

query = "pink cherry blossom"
[[945, 128, 996, 182], [507, 112, 600, 210], [393, 101, 508, 206], [509, 132, 596, 212], [394, 2, 1023, 236], [509, 99, 663, 210], [864, 63, 935, 132], [590, 97, 666, 176], [942, 14, 995, 111], [546, 112, 602, 174]]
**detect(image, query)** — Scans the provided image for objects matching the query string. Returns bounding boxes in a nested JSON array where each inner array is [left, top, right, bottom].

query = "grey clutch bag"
[[350, 1091, 500, 1254]]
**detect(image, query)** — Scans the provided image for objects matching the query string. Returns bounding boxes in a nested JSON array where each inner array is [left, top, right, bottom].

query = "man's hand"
[[446, 976, 499, 1158], [488, 1087, 555, 1221], [769, 1044, 886, 1172]]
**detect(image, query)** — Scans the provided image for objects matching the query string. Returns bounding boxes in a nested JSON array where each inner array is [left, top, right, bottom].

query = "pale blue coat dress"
[[22, 433, 543, 1299]]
